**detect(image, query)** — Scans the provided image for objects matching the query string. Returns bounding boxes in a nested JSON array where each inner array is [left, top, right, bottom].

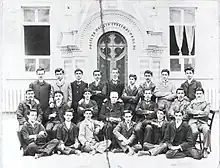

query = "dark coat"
[[180, 79, 202, 101], [29, 80, 53, 112], [16, 100, 43, 125], [163, 121, 194, 151], [56, 122, 78, 146], [106, 80, 124, 98], [151, 120, 169, 144]]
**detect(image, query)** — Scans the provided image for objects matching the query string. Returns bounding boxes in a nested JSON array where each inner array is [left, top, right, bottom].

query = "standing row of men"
[[16, 66, 211, 159]]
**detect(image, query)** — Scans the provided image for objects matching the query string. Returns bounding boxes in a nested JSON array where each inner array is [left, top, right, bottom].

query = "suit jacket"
[[154, 81, 176, 101], [121, 85, 139, 105], [163, 121, 194, 151], [29, 80, 53, 112], [106, 80, 124, 98], [181, 79, 202, 101], [78, 119, 103, 146], [56, 122, 78, 146], [70, 80, 88, 109], [16, 100, 43, 125], [113, 121, 136, 144], [21, 122, 47, 149], [89, 81, 107, 108]]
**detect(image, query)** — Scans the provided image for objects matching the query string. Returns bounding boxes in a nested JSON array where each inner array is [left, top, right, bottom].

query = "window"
[[169, 8, 196, 73], [23, 7, 50, 72]]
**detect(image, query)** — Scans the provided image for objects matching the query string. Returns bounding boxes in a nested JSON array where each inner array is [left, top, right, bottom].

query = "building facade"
[[2, 0, 219, 111]]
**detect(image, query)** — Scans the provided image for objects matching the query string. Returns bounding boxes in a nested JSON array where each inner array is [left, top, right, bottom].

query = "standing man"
[[70, 69, 88, 123], [51, 68, 72, 107], [181, 67, 202, 101], [29, 67, 53, 124]]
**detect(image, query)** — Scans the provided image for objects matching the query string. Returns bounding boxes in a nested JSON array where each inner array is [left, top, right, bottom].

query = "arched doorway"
[[97, 31, 128, 83]]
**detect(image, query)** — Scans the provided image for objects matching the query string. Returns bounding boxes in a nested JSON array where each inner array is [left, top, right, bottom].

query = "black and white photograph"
[[0, 0, 219, 168]]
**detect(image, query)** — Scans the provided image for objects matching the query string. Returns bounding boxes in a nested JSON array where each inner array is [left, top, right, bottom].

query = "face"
[[195, 91, 204, 100], [84, 111, 93, 120], [185, 70, 194, 80], [144, 73, 152, 82], [129, 77, 136, 85], [64, 112, 73, 122], [161, 72, 169, 81], [174, 112, 183, 122], [37, 70, 45, 80], [144, 90, 152, 100], [124, 113, 132, 123], [93, 72, 101, 81], [84, 92, 92, 100], [176, 90, 185, 100], [26, 91, 35, 101], [54, 93, 63, 102], [55, 71, 64, 81], [110, 92, 118, 103], [157, 110, 165, 120], [75, 71, 83, 81], [112, 70, 119, 80], [27, 112, 37, 122]]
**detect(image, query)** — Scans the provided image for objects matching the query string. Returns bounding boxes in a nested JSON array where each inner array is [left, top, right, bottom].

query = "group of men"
[[16, 66, 211, 160]]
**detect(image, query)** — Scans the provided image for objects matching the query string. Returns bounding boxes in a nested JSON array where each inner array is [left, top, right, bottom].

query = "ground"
[[2, 113, 220, 168]]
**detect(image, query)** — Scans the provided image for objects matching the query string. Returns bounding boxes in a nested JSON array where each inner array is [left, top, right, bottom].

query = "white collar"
[[175, 121, 182, 128]]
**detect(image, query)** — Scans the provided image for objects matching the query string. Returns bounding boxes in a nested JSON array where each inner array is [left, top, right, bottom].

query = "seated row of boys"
[[17, 85, 210, 159]]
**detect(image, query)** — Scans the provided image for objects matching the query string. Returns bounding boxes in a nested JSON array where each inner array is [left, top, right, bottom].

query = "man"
[[77, 88, 99, 122], [78, 108, 111, 155], [16, 88, 43, 129], [138, 70, 156, 102], [51, 68, 72, 107], [56, 109, 81, 155], [20, 109, 60, 159], [44, 91, 69, 140], [168, 88, 190, 121], [70, 69, 88, 123], [121, 74, 139, 114], [29, 67, 53, 123], [186, 87, 210, 158], [181, 67, 202, 101], [89, 70, 107, 111], [154, 69, 176, 119], [99, 91, 124, 149], [106, 68, 124, 98], [113, 110, 138, 155]]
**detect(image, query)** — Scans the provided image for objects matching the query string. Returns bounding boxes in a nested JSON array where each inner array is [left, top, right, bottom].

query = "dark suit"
[[70, 80, 88, 123], [180, 79, 202, 101], [106, 80, 124, 98]]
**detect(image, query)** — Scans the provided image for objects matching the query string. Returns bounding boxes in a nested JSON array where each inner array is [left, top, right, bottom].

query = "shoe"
[[90, 150, 96, 155], [203, 149, 208, 158], [111, 148, 123, 153], [137, 151, 151, 156], [127, 147, 135, 156], [34, 153, 44, 159], [133, 143, 142, 151], [74, 150, 81, 156]]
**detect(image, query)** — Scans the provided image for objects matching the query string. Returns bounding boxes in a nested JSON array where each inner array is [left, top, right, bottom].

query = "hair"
[[93, 69, 102, 75], [129, 74, 137, 81], [157, 109, 166, 115], [54, 90, 64, 97], [55, 68, 64, 74], [144, 70, 153, 76], [25, 88, 34, 94], [195, 87, 204, 94], [143, 88, 152, 93], [83, 88, 92, 94], [74, 68, 83, 74], [174, 110, 184, 116], [176, 87, 185, 94], [123, 110, 133, 116], [184, 67, 195, 74], [161, 69, 170, 75], [36, 67, 45, 73], [64, 108, 74, 115], [84, 108, 93, 114], [27, 109, 37, 115], [111, 68, 119, 73]]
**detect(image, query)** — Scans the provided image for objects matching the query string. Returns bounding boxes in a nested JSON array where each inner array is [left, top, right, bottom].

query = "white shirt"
[[175, 121, 182, 129], [65, 121, 71, 129], [187, 79, 193, 84]]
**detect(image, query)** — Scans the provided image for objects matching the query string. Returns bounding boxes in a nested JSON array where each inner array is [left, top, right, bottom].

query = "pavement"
[[2, 113, 220, 168]]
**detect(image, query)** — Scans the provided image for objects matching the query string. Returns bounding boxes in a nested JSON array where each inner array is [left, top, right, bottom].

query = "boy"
[[45, 91, 69, 140], [181, 67, 202, 101], [29, 67, 53, 122], [78, 108, 111, 155], [135, 89, 158, 145], [70, 69, 88, 123], [16, 88, 43, 129], [168, 88, 190, 121], [20, 109, 60, 158], [113, 110, 137, 155], [51, 68, 72, 107], [186, 87, 210, 158], [121, 74, 139, 113], [106, 68, 124, 98], [77, 88, 99, 122], [137, 108, 168, 156], [89, 70, 107, 111], [154, 69, 176, 118], [56, 109, 81, 155]]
